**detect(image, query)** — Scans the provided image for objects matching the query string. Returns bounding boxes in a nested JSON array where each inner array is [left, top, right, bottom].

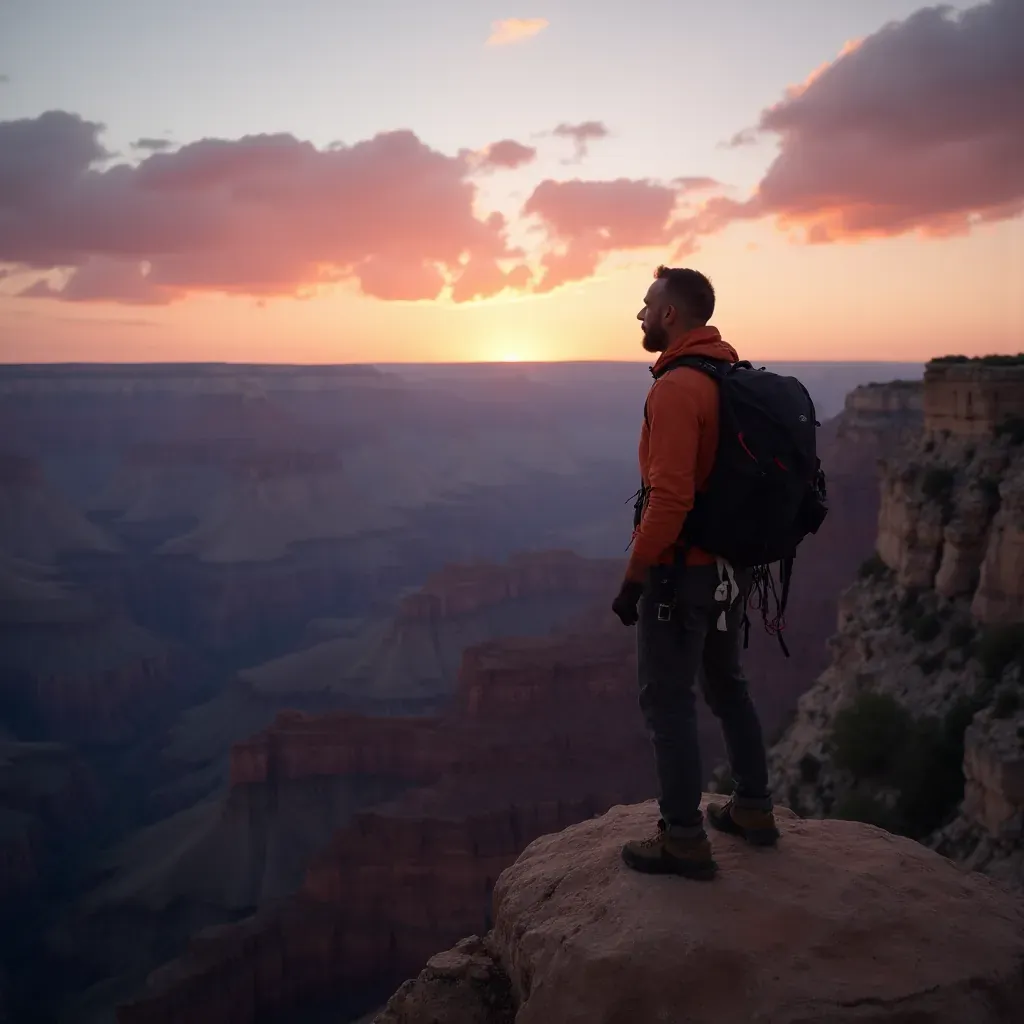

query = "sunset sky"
[[1, 0, 1021, 364]]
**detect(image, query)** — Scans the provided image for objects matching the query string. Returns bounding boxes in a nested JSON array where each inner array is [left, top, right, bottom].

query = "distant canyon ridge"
[[0, 358, 924, 1023]]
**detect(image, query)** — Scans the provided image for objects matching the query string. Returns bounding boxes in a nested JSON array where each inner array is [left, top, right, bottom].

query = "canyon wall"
[[51, 554, 631, 1022], [769, 356, 1024, 887], [876, 364, 1023, 622], [0, 360, 927, 1023], [923, 359, 1024, 437], [158, 551, 620, 776], [399, 550, 619, 620], [0, 508, 177, 745], [837, 378, 923, 440], [104, 379, 931, 1024], [0, 453, 117, 564], [0, 742, 98, 914], [113, 621, 653, 1024], [229, 712, 448, 788]]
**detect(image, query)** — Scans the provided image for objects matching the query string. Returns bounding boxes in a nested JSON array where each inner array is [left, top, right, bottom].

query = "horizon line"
[[0, 358, 930, 369]]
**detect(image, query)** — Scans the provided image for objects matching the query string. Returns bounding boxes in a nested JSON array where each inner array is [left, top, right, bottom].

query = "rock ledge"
[[375, 797, 1024, 1024]]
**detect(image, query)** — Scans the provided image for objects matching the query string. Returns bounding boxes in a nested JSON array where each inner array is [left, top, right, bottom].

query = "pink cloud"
[[486, 18, 548, 47], [20, 258, 177, 304], [524, 178, 685, 292], [552, 121, 609, 162], [450, 255, 531, 303], [697, 0, 1024, 243], [0, 112, 527, 304], [673, 176, 720, 192], [477, 138, 537, 171]]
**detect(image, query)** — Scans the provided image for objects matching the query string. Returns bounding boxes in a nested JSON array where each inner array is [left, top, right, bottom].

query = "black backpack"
[[633, 356, 828, 654]]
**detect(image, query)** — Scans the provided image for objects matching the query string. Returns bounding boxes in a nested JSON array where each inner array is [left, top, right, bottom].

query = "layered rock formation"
[[376, 798, 1024, 1024], [923, 357, 1024, 436], [0, 360, 930, 1023], [770, 355, 1024, 886], [843, 372, 924, 459], [237, 551, 622, 704], [0, 453, 116, 565], [98, 528, 867, 1024], [161, 551, 621, 774], [0, 740, 100, 1022], [0, 453, 181, 744], [0, 554, 174, 744], [86, 401, 633, 656], [98, 378, 933, 1024], [0, 741, 97, 913], [112, 617, 654, 1024]]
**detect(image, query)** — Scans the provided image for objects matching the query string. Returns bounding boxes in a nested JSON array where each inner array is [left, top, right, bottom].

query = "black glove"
[[611, 579, 644, 626]]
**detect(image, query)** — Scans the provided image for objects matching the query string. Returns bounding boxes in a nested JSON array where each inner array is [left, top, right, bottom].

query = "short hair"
[[654, 265, 715, 324]]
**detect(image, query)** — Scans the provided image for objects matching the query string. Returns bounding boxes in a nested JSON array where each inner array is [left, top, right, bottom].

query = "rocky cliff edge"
[[769, 356, 1024, 886], [375, 796, 1024, 1024]]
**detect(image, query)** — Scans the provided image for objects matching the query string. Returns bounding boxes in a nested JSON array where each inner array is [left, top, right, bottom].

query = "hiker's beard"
[[642, 323, 669, 353]]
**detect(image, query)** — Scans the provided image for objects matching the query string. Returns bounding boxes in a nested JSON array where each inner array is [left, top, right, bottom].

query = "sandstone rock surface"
[[771, 357, 1024, 885], [378, 798, 1024, 1024], [923, 361, 1024, 437]]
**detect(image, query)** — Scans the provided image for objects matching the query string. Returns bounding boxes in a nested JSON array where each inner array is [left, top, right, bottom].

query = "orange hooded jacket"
[[625, 325, 739, 583]]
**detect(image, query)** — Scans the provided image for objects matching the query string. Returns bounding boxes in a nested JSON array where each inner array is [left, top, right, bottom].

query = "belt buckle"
[[656, 602, 672, 622]]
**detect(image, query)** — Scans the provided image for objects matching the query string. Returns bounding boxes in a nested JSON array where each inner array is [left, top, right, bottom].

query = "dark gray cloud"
[[131, 137, 174, 152], [687, 0, 1024, 245], [476, 138, 537, 170], [552, 121, 610, 161]]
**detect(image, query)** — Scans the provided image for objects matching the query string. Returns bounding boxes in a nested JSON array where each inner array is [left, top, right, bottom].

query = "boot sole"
[[621, 846, 718, 880], [707, 812, 780, 847]]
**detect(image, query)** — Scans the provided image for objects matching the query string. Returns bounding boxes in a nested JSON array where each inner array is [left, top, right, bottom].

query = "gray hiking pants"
[[637, 562, 770, 835]]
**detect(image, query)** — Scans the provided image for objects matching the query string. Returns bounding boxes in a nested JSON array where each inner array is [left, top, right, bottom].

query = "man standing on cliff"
[[611, 266, 779, 880]]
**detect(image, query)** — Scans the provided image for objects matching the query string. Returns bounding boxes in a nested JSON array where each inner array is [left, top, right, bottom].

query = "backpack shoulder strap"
[[644, 356, 740, 428], [650, 355, 740, 381]]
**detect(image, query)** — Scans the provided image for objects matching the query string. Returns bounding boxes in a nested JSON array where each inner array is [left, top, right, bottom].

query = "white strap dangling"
[[715, 557, 738, 631]]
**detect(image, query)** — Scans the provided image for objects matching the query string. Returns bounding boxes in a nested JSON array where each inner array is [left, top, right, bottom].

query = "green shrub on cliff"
[[912, 613, 942, 643], [949, 621, 975, 648], [978, 625, 1024, 680], [832, 693, 912, 779], [993, 687, 1021, 719], [922, 467, 955, 501], [832, 791, 902, 833], [931, 353, 1024, 366], [995, 417, 1024, 445], [829, 692, 977, 839], [898, 591, 924, 633], [893, 713, 966, 839], [857, 554, 889, 581], [798, 753, 821, 783], [915, 651, 945, 674]]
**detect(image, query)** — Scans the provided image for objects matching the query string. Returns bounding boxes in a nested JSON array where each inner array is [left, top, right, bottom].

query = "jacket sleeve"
[[625, 374, 701, 582]]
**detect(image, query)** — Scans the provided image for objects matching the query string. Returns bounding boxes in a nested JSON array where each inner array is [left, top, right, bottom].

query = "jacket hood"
[[650, 326, 738, 376]]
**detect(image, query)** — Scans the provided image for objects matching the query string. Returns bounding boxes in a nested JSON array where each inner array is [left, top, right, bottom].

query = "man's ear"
[[663, 304, 678, 326]]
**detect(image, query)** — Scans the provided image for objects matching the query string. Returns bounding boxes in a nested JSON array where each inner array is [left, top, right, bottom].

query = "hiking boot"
[[621, 820, 717, 880], [706, 797, 780, 847]]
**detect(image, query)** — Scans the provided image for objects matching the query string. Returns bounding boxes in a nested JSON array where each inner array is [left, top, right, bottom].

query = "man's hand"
[[611, 580, 644, 626]]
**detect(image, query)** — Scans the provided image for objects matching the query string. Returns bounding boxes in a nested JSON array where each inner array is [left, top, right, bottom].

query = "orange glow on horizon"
[[1, 217, 1020, 367]]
